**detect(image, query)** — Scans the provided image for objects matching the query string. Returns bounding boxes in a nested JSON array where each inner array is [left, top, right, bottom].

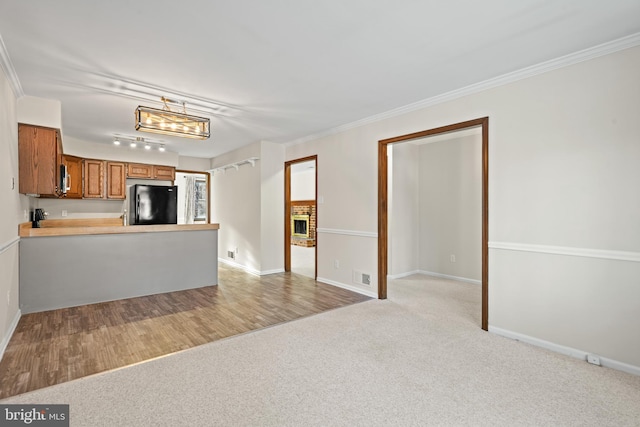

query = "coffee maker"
[[31, 209, 47, 228]]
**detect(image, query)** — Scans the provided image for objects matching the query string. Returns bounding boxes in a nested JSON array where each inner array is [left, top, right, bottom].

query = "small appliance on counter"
[[31, 209, 47, 228]]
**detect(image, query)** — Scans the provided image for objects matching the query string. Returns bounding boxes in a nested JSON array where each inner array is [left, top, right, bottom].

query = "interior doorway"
[[378, 118, 488, 330], [285, 156, 318, 278], [175, 169, 210, 224]]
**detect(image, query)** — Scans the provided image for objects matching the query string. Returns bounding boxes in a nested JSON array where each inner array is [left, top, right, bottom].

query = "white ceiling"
[[1, 1, 639, 158]]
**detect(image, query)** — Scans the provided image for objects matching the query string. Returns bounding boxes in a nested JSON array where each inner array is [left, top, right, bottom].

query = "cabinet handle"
[[66, 174, 71, 191]]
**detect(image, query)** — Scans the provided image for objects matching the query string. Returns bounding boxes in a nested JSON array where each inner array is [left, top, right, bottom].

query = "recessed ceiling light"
[[144, 144, 151, 150], [130, 142, 137, 148], [159, 145, 166, 152], [113, 138, 120, 145]]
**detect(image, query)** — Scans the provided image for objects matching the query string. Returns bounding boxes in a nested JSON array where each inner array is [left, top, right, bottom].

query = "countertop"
[[19, 218, 220, 237]]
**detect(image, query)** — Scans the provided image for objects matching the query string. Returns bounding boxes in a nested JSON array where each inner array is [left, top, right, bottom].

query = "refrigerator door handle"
[[136, 194, 140, 223]]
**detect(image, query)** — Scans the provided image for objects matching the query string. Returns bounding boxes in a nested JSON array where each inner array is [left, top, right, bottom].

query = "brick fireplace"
[[291, 200, 316, 247]]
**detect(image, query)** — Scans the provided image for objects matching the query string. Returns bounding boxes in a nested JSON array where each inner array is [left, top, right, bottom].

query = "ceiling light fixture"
[[112, 135, 168, 152], [135, 97, 210, 140]]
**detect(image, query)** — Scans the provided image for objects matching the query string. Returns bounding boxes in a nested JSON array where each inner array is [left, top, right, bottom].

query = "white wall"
[[260, 141, 285, 274], [0, 68, 29, 359], [178, 156, 210, 171], [418, 133, 481, 281], [17, 96, 61, 130], [210, 141, 285, 275], [291, 167, 315, 201], [286, 46, 640, 368], [211, 142, 262, 274], [389, 143, 419, 276]]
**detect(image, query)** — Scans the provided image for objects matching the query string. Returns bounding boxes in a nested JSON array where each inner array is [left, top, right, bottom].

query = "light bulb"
[[144, 144, 151, 150], [159, 145, 166, 152], [130, 142, 137, 148], [171, 123, 177, 130], [146, 117, 152, 125], [183, 125, 189, 132], [195, 126, 201, 134], [113, 139, 121, 145], [160, 121, 166, 128]]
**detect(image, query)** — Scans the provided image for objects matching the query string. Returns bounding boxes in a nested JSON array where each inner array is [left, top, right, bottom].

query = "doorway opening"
[[285, 156, 318, 279], [175, 169, 210, 224], [378, 118, 488, 330]]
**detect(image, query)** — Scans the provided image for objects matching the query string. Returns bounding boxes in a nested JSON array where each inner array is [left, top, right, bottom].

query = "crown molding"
[[286, 32, 640, 147], [0, 33, 24, 98]]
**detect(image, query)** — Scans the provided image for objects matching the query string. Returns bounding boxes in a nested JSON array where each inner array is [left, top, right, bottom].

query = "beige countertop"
[[19, 218, 219, 237]]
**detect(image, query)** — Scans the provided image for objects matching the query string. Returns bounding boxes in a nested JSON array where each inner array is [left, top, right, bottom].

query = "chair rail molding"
[[488, 241, 640, 263]]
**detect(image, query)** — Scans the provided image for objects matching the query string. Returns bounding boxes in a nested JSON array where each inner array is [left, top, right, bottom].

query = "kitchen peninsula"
[[18, 219, 219, 313]]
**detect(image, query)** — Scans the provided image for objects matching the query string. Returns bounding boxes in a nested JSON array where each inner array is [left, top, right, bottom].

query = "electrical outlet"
[[61, 210, 68, 217], [227, 250, 235, 259], [586, 354, 601, 366], [23, 210, 28, 220], [334, 260, 340, 269], [10, 177, 15, 190], [450, 254, 456, 262]]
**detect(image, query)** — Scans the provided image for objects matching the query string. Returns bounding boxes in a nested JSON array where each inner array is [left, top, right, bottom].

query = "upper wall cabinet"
[[153, 165, 175, 181], [60, 155, 83, 199], [127, 163, 153, 179], [127, 163, 175, 181], [106, 162, 126, 199], [83, 159, 104, 199], [18, 124, 62, 196]]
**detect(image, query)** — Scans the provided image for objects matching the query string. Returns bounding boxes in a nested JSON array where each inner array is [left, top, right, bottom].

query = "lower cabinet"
[[83, 159, 104, 198]]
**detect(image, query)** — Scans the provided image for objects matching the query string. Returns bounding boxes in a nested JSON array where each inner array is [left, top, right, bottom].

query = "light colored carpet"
[[2, 275, 639, 426]]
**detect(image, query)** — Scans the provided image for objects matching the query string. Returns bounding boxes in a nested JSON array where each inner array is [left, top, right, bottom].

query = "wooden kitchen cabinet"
[[153, 165, 175, 181], [60, 155, 83, 199], [18, 124, 62, 196], [83, 159, 104, 198], [106, 162, 126, 199], [127, 163, 153, 179]]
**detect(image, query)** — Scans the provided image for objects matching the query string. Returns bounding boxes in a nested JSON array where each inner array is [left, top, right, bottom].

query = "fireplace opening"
[[291, 214, 310, 238]]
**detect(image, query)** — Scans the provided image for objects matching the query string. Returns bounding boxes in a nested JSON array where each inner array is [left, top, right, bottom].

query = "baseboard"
[[0, 309, 21, 363], [316, 277, 378, 298], [387, 270, 421, 280], [489, 326, 640, 377], [418, 270, 481, 285], [260, 268, 285, 276], [218, 258, 260, 276]]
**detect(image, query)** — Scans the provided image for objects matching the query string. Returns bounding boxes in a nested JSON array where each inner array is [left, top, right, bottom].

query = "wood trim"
[[284, 163, 292, 272], [378, 117, 489, 331], [284, 155, 318, 277]]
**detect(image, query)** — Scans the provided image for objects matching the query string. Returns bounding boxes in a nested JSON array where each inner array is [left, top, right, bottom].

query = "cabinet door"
[[18, 124, 60, 196], [83, 159, 104, 198], [153, 165, 175, 181], [61, 155, 83, 199], [127, 163, 153, 179], [106, 162, 126, 199]]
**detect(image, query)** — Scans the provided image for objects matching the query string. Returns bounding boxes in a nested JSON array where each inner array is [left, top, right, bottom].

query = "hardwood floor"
[[0, 264, 370, 398]]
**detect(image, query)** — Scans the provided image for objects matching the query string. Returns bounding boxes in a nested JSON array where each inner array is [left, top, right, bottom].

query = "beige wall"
[[211, 142, 262, 274], [388, 142, 419, 276], [286, 46, 640, 368], [0, 68, 28, 358], [418, 133, 482, 281]]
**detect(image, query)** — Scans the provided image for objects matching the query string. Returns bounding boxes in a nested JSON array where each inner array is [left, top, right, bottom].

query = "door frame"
[[378, 117, 489, 330], [284, 155, 318, 278]]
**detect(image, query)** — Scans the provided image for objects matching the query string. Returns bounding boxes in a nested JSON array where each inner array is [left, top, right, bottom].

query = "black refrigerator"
[[129, 184, 178, 225]]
